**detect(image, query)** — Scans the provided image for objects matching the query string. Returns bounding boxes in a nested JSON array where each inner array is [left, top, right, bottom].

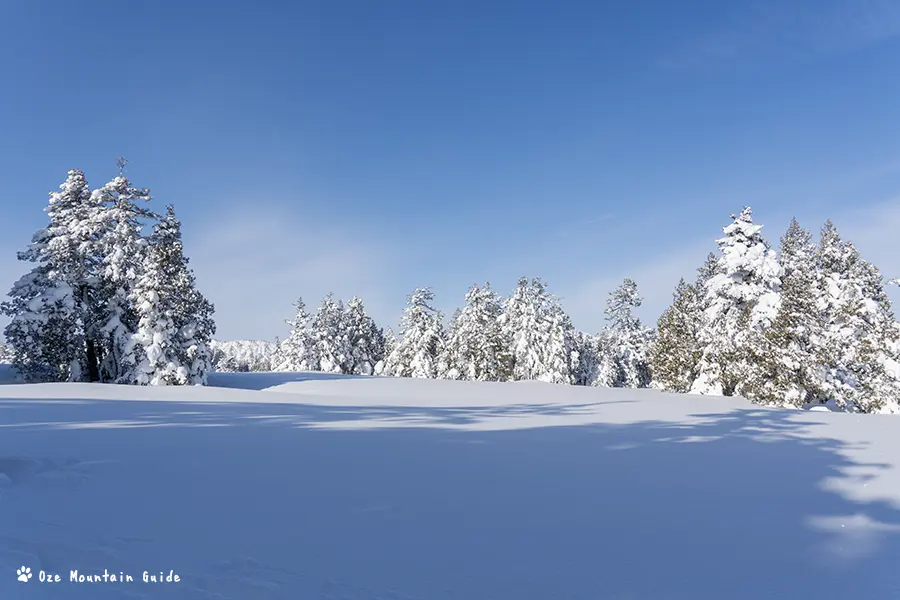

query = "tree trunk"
[[80, 285, 101, 383]]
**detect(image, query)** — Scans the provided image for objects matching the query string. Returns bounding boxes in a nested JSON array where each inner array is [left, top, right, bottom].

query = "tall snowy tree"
[[594, 278, 652, 388], [90, 173, 157, 384], [742, 218, 825, 407], [311, 294, 352, 374], [815, 222, 900, 412], [2, 170, 96, 382], [275, 298, 317, 371], [499, 277, 578, 384], [344, 297, 385, 375], [381, 288, 446, 379], [440, 283, 513, 381], [691, 207, 782, 396], [131, 206, 216, 385]]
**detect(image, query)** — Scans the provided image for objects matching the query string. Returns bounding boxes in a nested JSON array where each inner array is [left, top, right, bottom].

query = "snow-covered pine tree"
[[1, 170, 96, 382], [571, 330, 599, 386], [90, 173, 157, 384], [499, 277, 578, 384], [275, 298, 317, 371], [741, 218, 825, 407], [374, 327, 397, 376], [593, 278, 652, 388], [648, 278, 704, 393], [131, 206, 216, 385], [381, 288, 446, 378], [439, 283, 513, 381], [311, 294, 351, 374], [815, 222, 900, 412], [691, 207, 782, 396], [344, 296, 385, 375]]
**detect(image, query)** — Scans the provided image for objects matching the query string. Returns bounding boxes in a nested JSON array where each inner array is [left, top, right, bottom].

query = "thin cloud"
[[659, 0, 900, 71]]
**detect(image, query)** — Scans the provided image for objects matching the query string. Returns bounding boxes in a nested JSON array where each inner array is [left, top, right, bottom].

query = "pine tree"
[[381, 288, 446, 378], [311, 294, 351, 374], [594, 278, 652, 388], [131, 206, 215, 385], [499, 277, 578, 384], [742, 218, 825, 406], [374, 327, 397, 376], [1, 170, 95, 382], [815, 222, 900, 412], [276, 298, 317, 371], [691, 207, 782, 396], [344, 297, 385, 375], [90, 174, 157, 384], [440, 283, 513, 381], [648, 278, 704, 393]]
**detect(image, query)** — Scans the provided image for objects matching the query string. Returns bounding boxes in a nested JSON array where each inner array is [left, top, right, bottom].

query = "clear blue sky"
[[2, 0, 900, 340]]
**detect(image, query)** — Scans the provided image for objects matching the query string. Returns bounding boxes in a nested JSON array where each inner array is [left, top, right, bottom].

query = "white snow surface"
[[2, 373, 900, 599]]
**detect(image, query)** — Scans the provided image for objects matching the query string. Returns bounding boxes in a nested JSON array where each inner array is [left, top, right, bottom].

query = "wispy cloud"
[[660, 0, 900, 71], [187, 206, 395, 341]]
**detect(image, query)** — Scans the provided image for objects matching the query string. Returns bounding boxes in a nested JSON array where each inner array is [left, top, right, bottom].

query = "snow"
[[2, 375, 900, 599]]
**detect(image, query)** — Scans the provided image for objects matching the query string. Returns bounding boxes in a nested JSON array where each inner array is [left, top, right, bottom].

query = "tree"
[[594, 278, 652, 388], [815, 222, 900, 412], [1, 170, 95, 382], [499, 277, 579, 384], [440, 283, 513, 381], [344, 297, 385, 375], [648, 278, 704, 393], [276, 298, 317, 371], [90, 174, 157, 384], [691, 207, 782, 396], [381, 288, 446, 378], [310, 294, 351, 374], [131, 206, 216, 385]]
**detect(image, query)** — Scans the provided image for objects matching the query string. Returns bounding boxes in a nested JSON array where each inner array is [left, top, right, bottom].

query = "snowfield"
[[1, 374, 900, 599]]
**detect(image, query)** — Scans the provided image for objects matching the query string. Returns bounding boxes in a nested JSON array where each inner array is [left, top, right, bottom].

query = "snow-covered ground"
[[1, 374, 900, 599]]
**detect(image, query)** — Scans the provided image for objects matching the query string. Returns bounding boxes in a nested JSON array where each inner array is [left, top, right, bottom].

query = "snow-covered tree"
[[440, 283, 513, 381], [344, 297, 385, 375], [814, 222, 900, 412], [691, 207, 782, 396], [310, 294, 351, 374], [90, 174, 157, 384], [499, 277, 578, 384], [741, 218, 825, 406], [1, 170, 96, 382], [381, 288, 446, 379], [594, 278, 652, 388], [374, 327, 397, 376], [648, 278, 704, 393], [274, 298, 317, 371], [131, 206, 216, 385]]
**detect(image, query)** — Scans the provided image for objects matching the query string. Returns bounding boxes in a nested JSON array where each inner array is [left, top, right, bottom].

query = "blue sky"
[[2, 0, 900, 340]]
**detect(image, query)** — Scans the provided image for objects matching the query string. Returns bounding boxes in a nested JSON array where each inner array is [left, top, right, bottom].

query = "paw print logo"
[[17, 566, 31, 582]]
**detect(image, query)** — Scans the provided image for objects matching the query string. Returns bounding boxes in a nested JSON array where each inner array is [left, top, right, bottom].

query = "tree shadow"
[[0, 395, 898, 599]]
